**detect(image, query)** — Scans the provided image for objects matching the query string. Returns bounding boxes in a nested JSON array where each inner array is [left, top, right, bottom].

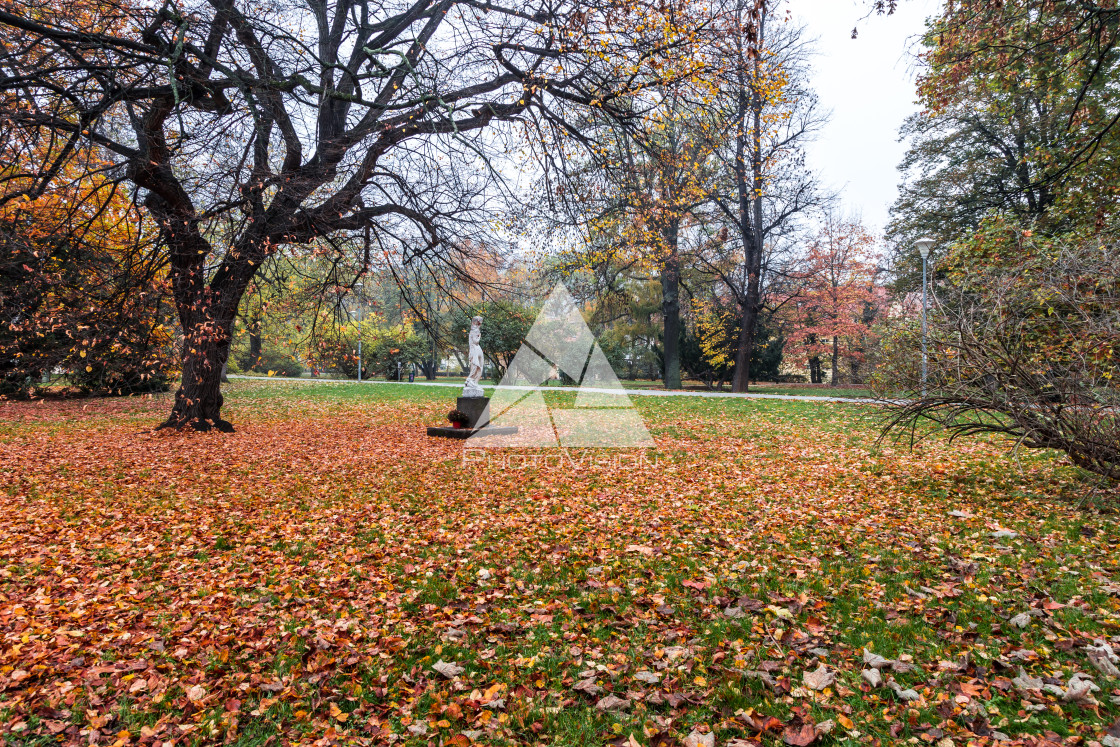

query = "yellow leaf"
[[766, 605, 793, 619]]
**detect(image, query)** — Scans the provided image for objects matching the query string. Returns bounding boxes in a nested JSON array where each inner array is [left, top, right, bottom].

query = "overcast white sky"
[[790, 0, 942, 237]]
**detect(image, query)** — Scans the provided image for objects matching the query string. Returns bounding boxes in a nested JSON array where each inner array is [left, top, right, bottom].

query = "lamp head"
[[915, 238, 935, 259]]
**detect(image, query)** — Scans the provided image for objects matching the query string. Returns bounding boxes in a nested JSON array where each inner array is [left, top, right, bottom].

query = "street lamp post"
[[915, 238, 935, 398]]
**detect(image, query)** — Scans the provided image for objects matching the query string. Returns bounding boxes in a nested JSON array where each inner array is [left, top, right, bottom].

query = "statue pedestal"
[[457, 396, 490, 428], [427, 396, 518, 439]]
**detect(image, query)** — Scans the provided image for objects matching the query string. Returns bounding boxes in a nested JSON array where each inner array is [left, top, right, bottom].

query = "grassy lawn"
[[1, 380, 1117, 746], [232, 373, 872, 399], [718, 384, 872, 399]]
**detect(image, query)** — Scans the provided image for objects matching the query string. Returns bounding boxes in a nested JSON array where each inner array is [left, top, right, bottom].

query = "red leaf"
[[782, 724, 817, 746]]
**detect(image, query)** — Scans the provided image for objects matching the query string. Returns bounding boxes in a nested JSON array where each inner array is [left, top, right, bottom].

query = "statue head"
[[472, 315, 482, 327]]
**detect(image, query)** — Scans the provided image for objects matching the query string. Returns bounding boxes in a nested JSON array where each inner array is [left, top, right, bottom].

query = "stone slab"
[[426, 425, 518, 440]]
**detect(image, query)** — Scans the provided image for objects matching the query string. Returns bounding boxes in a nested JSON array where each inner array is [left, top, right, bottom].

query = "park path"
[[228, 374, 878, 404]]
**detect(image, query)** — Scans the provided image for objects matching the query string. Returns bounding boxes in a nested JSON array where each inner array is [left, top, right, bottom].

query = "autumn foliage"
[[783, 218, 882, 387], [0, 142, 174, 397]]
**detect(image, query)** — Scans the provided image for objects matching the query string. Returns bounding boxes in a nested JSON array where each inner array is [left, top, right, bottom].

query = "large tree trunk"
[[660, 219, 682, 390], [729, 187, 765, 393], [161, 318, 234, 432], [133, 117, 252, 432], [731, 301, 759, 392], [809, 356, 822, 384], [147, 198, 253, 432]]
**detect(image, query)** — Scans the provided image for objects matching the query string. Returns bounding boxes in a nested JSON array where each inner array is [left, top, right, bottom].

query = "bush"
[[0, 137, 171, 399], [312, 333, 360, 378], [1, 212, 172, 398], [873, 222, 1120, 480], [689, 308, 785, 385], [313, 325, 426, 379], [244, 347, 303, 378], [68, 321, 176, 395], [367, 328, 429, 379]]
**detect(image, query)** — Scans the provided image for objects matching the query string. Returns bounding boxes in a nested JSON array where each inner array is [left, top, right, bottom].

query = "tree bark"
[[660, 218, 682, 390], [142, 188, 255, 432], [248, 316, 262, 368], [150, 229, 247, 432], [162, 330, 234, 432], [809, 356, 822, 384], [426, 335, 437, 380], [830, 336, 839, 387], [731, 301, 759, 392]]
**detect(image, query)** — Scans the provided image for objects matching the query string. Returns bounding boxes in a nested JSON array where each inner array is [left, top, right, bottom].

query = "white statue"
[[462, 315, 485, 398]]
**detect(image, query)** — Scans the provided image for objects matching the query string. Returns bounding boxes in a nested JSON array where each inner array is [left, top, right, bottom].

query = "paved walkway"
[[228, 375, 879, 404]]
